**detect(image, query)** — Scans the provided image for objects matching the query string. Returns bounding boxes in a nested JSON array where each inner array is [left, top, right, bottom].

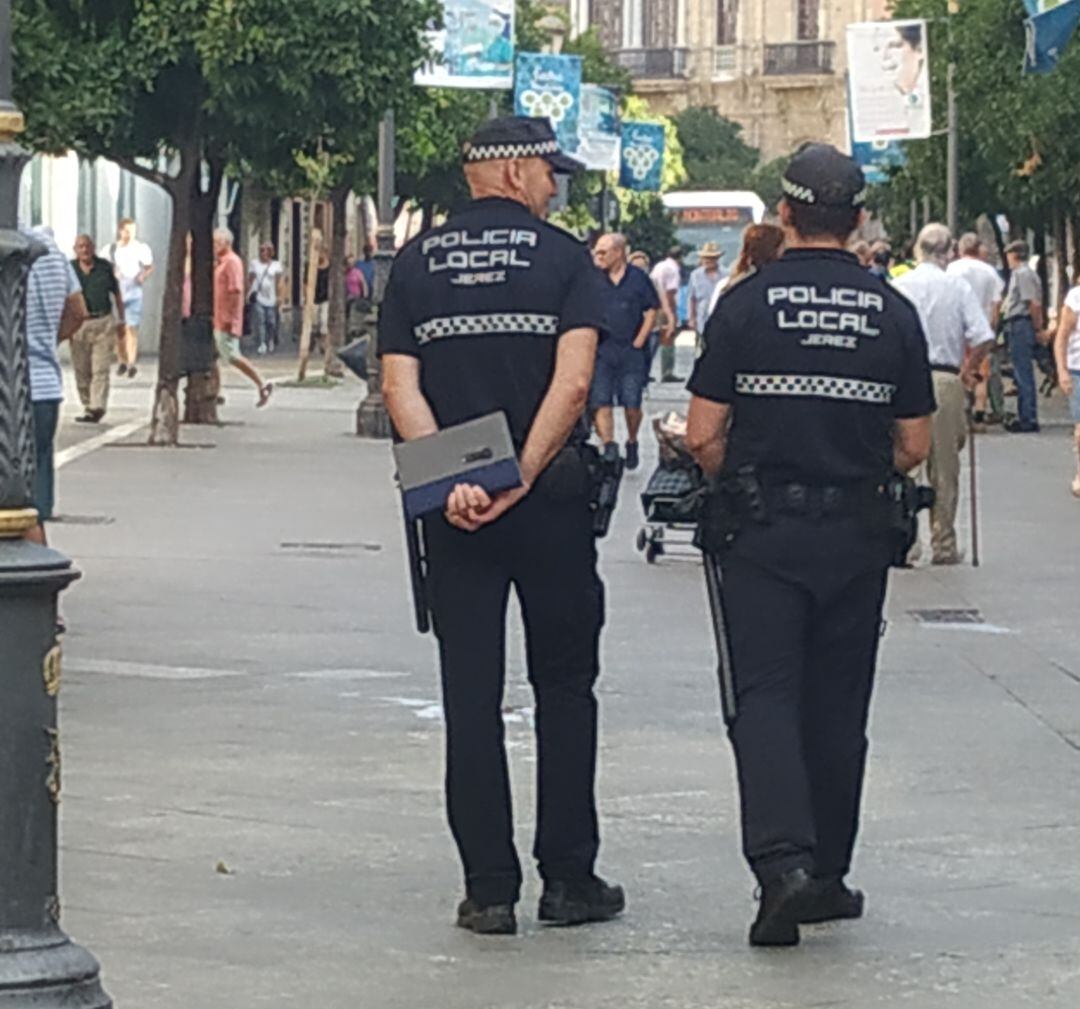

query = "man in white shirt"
[[247, 243, 286, 354], [108, 217, 154, 378], [895, 223, 994, 565], [649, 246, 683, 382], [947, 233, 1004, 425]]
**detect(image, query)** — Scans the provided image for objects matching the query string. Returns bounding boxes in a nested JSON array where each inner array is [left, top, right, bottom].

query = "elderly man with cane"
[[895, 224, 994, 566]]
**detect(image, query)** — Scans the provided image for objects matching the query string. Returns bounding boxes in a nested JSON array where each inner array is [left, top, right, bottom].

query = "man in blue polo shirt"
[[590, 232, 660, 470]]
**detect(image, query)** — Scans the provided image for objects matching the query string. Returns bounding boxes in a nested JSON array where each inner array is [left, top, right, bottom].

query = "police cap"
[[782, 143, 867, 209], [463, 116, 584, 174]]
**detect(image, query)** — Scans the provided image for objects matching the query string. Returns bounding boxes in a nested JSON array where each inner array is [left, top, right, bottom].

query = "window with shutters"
[[796, 0, 820, 41], [717, 0, 737, 45]]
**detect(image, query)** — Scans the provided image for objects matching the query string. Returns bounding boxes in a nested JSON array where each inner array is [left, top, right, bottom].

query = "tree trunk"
[[324, 183, 349, 378], [1035, 226, 1049, 310], [1070, 215, 1080, 286], [297, 200, 320, 382], [1053, 211, 1069, 310], [183, 156, 226, 425]]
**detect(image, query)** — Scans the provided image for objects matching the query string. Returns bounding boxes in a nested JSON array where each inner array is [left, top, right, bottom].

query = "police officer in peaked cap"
[[378, 116, 624, 936], [685, 143, 936, 947]]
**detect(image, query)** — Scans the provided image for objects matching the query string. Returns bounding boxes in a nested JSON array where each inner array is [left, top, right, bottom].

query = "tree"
[[13, 0, 433, 437], [673, 107, 760, 192]]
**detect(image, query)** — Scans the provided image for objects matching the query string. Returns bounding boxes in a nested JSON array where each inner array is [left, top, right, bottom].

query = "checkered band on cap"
[[463, 139, 561, 163], [735, 373, 896, 404], [782, 177, 816, 204], [414, 313, 560, 345]]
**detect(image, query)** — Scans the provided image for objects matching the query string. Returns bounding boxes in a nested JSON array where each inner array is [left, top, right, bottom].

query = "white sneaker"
[[257, 344, 268, 356]]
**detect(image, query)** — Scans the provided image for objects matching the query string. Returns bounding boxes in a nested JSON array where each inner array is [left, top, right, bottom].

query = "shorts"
[[31, 399, 60, 522], [590, 347, 648, 411], [1070, 371, 1080, 423], [123, 296, 143, 328], [214, 329, 242, 363]]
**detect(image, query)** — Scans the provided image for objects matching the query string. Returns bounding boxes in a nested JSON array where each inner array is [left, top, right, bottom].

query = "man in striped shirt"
[[23, 225, 86, 545]]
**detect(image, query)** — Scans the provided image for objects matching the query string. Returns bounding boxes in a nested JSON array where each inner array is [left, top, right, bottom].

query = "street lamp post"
[[0, 2, 112, 1004], [356, 110, 395, 438]]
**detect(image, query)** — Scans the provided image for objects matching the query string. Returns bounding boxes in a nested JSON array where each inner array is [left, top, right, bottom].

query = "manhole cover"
[[52, 514, 115, 526], [910, 608, 984, 625]]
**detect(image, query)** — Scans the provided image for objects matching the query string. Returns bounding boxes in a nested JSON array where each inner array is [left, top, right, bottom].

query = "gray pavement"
[[45, 356, 1080, 1007]]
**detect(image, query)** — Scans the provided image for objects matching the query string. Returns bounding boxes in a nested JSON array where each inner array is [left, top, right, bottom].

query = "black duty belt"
[[930, 363, 960, 375], [762, 481, 870, 519]]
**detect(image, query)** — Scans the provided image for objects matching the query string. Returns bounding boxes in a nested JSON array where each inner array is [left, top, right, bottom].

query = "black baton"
[[702, 551, 737, 724], [404, 514, 431, 635]]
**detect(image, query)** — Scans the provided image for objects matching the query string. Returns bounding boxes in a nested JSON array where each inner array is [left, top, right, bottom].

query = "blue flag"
[[514, 53, 583, 153], [619, 123, 665, 192], [1024, 0, 1080, 73]]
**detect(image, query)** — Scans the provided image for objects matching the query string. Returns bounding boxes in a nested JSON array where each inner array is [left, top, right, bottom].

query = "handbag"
[[248, 262, 272, 307]]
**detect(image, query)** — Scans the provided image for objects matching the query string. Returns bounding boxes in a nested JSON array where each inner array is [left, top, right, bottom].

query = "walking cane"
[[966, 391, 980, 568]]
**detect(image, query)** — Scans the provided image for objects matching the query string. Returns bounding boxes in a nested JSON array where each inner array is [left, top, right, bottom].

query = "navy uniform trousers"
[[424, 480, 605, 907], [717, 513, 892, 886]]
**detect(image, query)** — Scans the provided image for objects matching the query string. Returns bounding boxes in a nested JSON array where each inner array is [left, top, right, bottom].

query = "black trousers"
[[715, 515, 891, 886], [424, 487, 605, 906]]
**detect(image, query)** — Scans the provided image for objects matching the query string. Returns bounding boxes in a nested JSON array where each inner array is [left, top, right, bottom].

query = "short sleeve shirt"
[[1065, 286, 1080, 371], [378, 196, 609, 447], [24, 227, 81, 403], [688, 266, 724, 333], [73, 256, 120, 316], [688, 248, 935, 484], [248, 259, 284, 307], [1005, 264, 1042, 319], [109, 240, 153, 302], [650, 258, 681, 298], [946, 257, 1004, 324], [213, 250, 246, 336], [598, 265, 660, 357]]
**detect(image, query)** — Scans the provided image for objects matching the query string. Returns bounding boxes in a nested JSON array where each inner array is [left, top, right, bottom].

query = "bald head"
[[593, 233, 628, 277], [464, 156, 558, 220]]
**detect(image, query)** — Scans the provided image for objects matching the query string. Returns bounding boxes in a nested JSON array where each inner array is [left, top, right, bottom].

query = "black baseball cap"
[[462, 116, 583, 174], [782, 143, 867, 209]]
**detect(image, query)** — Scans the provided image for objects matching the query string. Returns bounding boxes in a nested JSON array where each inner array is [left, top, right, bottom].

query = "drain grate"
[[52, 514, 115, 526], [910, 608, 984, 626], [280, 541, 382, 553]]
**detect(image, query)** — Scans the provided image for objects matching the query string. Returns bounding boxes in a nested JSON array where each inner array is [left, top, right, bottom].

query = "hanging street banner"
[[514, 53, 583, 154], [847, 19, 932, 143], [415, 0, 515, 89], [1023, 0, 1080, 73], [852, 139, 907, 185], [576, 85, 621, 172], [619, 122, 666, 192]]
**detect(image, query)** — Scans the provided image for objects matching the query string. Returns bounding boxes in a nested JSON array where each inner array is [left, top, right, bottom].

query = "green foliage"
[[673, 106, 759, 191], [622, 194, 677, 261], [750, 156, 787, 214]]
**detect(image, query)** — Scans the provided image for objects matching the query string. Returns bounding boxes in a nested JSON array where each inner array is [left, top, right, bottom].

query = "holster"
[[696, 466, 768, 555], [868, 473, 936, 567], [580, 444, 625, 539]]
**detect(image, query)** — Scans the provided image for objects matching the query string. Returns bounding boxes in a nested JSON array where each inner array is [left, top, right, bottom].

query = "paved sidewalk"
[[46, 363, 1080, 1008]]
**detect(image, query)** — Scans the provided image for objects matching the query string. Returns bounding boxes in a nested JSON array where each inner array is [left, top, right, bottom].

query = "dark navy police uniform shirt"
[[598, 264, 660, 359], [688, 248, 935, 485], [378, 197, 609, 447]]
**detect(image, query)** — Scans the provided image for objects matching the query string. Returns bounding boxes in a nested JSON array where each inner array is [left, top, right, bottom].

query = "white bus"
[[662, 190, 767, 269]]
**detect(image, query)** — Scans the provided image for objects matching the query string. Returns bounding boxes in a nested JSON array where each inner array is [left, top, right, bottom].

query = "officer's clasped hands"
[[445, 481, 531, 532]]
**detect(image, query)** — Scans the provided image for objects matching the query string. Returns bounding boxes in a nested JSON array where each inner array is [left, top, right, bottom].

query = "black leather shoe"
[[455, 898, 517, 936], [539, 875, 625, 926], [800, 877, 865, 924], [749, 867, 815, 947]]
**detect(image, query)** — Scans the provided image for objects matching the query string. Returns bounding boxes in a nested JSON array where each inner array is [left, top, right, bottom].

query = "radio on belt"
[[392, 412, 522, 520]]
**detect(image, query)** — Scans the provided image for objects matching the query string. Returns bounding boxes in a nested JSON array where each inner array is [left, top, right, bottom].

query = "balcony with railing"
[[763, 41, 835, 77], [615, 48, 691, 80]]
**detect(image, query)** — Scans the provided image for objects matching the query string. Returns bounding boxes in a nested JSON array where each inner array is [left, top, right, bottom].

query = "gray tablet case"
[[393, 413, 522, 519]]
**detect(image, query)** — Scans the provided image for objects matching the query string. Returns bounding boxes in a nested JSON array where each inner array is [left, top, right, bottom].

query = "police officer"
[[378, 116, 624, 936], [685, 144, 935, 947]]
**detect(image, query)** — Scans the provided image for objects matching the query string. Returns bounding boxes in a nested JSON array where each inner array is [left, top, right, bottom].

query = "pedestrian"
[[687, 241, 725, 344], [590, 232, 660, 470], [356, 244, 376, 295], [650, 245, 684, 382], [708, 223, 785, 315], [314, 249, 331, 348], [379, 115, 623, 936], [213, 228, 273, 407], [70, 234, 125, 424], [629, 250, 650, 272], [344, 255, 368, 330], [247, 242, 285, 355], [947, 233, 1005, 426], [23, 226, 87, 546], [107, 217, 153, 378], [868, 241, 892, 281], [685, 143, 935, 947], [850, 239, 872, 267], [1002, 240, 1045, 433], [894, 224, 994, 566], [1052, 270, 1080, 496]]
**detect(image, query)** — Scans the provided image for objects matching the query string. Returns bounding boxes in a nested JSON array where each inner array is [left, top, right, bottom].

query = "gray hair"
[[916, 223, 953, 266], [957, 232, 982, 257], [213, 227, 234, 246]]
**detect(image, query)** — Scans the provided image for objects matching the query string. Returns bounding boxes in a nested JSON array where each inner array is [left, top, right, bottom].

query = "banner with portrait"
[[618, 122, 665, 192], [576, 85, 621, 172], [415, 0, 515, 90], [514, 53, 583, 155], [847, 20, 932, 142]]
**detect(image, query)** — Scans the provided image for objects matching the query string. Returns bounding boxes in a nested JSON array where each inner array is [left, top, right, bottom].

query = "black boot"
[[456, 898, 517, 936], [538, 875, 625, 926], [749, 867, 815, 947], [799, 876, 865, 925]]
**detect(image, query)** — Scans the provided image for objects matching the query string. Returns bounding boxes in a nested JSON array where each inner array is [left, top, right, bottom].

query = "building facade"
[[569, 0, 892, 161]]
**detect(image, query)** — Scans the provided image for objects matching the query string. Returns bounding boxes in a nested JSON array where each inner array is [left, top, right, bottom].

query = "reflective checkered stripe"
[[414, 313, 560, 345], [464, 140, 560, 163], [734, 373, 896, 404]]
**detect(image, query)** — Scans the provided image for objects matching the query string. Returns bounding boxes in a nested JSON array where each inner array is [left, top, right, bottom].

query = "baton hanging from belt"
[[702, 552, 738, 724], [966, 391, 980, 568]]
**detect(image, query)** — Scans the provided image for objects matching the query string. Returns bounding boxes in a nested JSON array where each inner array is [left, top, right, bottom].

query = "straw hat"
[[698, 241, 723, 260]]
